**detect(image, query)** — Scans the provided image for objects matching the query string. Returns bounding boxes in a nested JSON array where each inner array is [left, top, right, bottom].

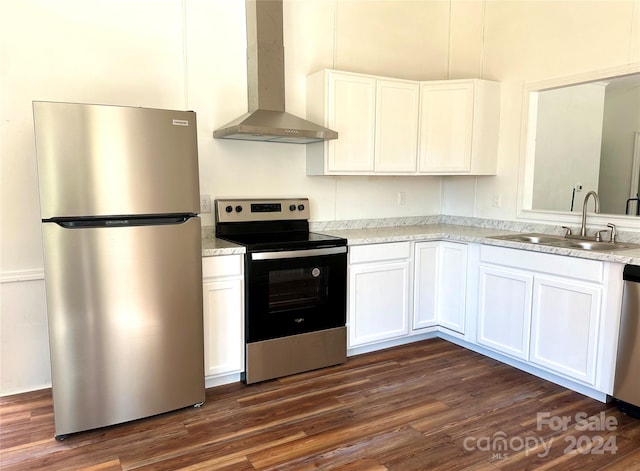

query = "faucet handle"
[[607, 223, 617, 243], [561, 226, 572, 238], [595, 230, 608, 242]]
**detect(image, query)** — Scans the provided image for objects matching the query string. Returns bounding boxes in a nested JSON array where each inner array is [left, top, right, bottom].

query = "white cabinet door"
[[307, 70, 419, 175], [418, 81, 474, 173], [413, 242, 439, 330], [413, 241, 467, 334], [308, 71, 499, 176], [349, 261, 410, 347], [375, 79, 419, 173], [418, 79, 500, 175], [327, 72, 376, 173], [202, 278, 244, 377], [437, 242, 468, 334], [529, 276, 602, 385], [477, 265, 533, 360]]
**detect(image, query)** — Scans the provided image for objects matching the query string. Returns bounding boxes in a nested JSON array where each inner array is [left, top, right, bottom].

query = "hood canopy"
[[213, 0, 338, 144]]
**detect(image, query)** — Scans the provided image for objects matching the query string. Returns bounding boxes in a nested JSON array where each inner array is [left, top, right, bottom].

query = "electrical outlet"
[[397, 191, 406, 206], [200, 194, 211, 213], [492, 193, 502, 208]]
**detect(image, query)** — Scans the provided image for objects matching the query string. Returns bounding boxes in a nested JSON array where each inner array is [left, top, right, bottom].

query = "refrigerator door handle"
[[52, 215, 195, 229]]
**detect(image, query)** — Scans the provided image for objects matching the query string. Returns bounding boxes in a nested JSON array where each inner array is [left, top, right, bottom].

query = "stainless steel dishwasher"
[[613, 264, 640, 418]]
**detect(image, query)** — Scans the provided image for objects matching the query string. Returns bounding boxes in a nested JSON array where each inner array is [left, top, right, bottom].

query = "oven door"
[[246, 246, 347, 343]]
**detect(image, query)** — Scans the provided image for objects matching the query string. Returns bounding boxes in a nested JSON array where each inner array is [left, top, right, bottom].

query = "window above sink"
[[517, 63, 640, 232]]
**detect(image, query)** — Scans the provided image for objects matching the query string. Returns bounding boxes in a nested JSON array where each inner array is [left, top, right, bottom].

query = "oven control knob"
[[298, 204, 305, 211], [235, 205, 243, 213], [289, 204, 296, 211], [225, 205, 233, 213]]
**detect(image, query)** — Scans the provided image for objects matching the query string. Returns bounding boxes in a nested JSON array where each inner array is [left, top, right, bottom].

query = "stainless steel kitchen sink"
[[489, 233, 640, 252], [552, 240, 638, 251], [492, 233, 562, 244]]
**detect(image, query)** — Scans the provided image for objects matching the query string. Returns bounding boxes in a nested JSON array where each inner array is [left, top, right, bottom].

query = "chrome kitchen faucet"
[[580, 191, 600, 237]]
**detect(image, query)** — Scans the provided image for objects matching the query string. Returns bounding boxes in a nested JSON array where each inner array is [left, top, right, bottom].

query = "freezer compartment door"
[[42, 217, 204, 437], [33, 101, 200, 219]]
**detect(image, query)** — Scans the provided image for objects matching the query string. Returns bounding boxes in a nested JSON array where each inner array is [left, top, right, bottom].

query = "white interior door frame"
[[629, 132, 640, 215]]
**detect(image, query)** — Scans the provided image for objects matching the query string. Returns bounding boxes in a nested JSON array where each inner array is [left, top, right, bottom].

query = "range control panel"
[[215, 198, 310, 223]]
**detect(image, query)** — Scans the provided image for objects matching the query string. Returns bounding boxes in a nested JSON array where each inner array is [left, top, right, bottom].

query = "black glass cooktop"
[[218, 231, 347, 252]]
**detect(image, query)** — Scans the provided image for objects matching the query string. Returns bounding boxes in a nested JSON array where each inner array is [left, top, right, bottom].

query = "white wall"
[[442, 0, 640, 223], [1, 0, 639, 395], [0, 0, 190, 396], [532, 84, 605, 212], [0, 0, 447, 395], [190, 0, 445, 229], [599, 83, 640, 214]]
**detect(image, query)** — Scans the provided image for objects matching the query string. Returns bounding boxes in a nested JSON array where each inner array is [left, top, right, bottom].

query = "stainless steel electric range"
[[214, 198, 348, 384]]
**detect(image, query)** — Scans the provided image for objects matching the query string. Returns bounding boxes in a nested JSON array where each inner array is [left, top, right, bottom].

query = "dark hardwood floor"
[[2, 338, 640, 470]]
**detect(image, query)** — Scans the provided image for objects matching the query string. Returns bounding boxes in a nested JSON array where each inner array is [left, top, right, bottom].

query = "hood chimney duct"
[[213, 0, 338, 144]]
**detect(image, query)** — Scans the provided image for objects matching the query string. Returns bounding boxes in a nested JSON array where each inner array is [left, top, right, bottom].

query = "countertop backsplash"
[[310, 215, 640, 244], [309, 215, 441, 231]]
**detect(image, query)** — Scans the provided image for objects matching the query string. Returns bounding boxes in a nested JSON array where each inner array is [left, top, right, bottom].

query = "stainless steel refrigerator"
[[33, 101, 205, 440]]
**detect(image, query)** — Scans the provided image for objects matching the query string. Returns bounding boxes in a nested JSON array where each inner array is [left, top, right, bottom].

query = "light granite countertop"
[[320, 223, 640, 265], [201, 227, 245, 257], [201, 221, 640, 265]]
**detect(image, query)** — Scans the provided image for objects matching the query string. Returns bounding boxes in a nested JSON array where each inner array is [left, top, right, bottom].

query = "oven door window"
[[269, 266, 328, 313], [247, 252, 346, 343]]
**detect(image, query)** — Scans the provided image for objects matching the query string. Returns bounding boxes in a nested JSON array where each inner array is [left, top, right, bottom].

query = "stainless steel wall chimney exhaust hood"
[[213, 0, 338, 144]]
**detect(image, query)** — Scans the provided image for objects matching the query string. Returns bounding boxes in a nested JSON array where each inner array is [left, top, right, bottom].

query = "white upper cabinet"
[[374, 79, 419, 173], [326, 72, 376, 173], [307, 70, 500, 176], [418, 79, 500, 175], [307, 70, 418, 175]]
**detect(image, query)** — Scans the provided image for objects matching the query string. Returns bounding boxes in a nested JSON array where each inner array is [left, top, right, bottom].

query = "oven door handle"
[[251, 246, 347, 260]]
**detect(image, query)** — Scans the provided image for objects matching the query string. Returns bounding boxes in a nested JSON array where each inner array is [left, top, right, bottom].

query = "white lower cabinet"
[[201, 239, 623, 398], [349, 240, 468, 350], [529, 276, 601, 385], [413, 242, 439, 329], [348, 242, 411, 347], [413, 241, 468, 334], [477, 245, 608, 387], [477, 265, 532, 360], [202, 255, 244, 378], [437, 242, 468, 334]]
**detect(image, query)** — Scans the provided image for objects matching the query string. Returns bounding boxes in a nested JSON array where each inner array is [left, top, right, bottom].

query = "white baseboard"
[[205, 372, 242, 389], [0, 269, 45, 283], [347, 330, 438, 357], [439, 333, 609, 403]]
